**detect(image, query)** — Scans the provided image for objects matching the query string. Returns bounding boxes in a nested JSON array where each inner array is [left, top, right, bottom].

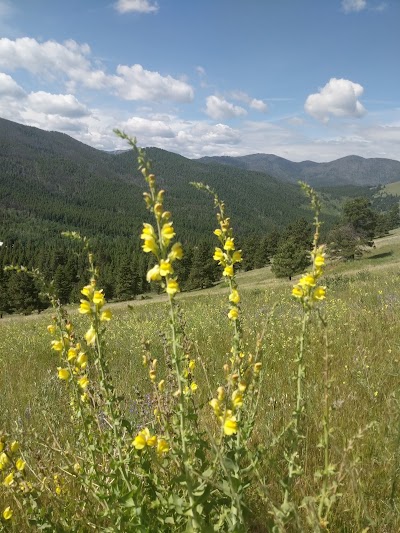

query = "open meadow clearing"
[[1, 227, 400, 531]]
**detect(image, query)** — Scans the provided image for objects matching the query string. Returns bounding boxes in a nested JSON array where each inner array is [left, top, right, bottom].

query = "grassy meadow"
[[1, 227, 400, 531]]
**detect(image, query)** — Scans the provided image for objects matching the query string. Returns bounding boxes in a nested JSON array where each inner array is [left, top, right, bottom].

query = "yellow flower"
[[254, 362, 262, 374], [315, 255, 325, 267], [313, 286, 326, 300], [16, 458, 25, 471], [77, 352, 88, 368], [209, 398, 221, 416], [3, 472, 14, 486], [159, 260, 173, 276], [228, 308, 239, 320], [57, 368, 70, 380], [292, 286, 303, 298], [78, 376, 89, 389], [157, 439, 169, 455], [0, 453, 9, 469], [132, 428, 157, 450], [3, 507, 12, 520], [51, 340, 63, 352], [166, 278, 179, 295], [232, 250, 243, 263], [158, 379, 165, 391], [169, 242, 183, 261], [217, 386, 225, 401], [93, 290, 105, 307], [232, 390, 243, 408], [229, 289, 240, 304], [141, 223, 156, 239], [224, 238, 235, 251], [188, 360, 195, 370], [79, 300, 92, 314], [190, 382, 198, 392], [146, 264, 161, 283], [67, 348, 78, 361], [299, 274, 316, 287], [100, 309, 112, 321], [223, 265, 234, 277], [84, 326, 96, 346], [47, 324, 56, 335], [223, 413, 237, 436], [213, 247, 225, 263], [81, 285, 93, 298], [10, 441, 19, 454], [161, 222, 175, 242], [214, 229, 222, 237], [142, 236, 158, 254]]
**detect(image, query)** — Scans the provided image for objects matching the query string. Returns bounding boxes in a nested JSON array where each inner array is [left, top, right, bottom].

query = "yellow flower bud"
[[3, 507, 12, 520], [57, 368, 70, 380]]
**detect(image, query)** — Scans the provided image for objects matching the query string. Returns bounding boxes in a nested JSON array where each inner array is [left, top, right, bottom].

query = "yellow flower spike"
[[16, 458, 25, 471], [157, 439, 169, 455], [229, 289, 240, 304], [159, 260, 174, 276], [190, 382, 198, 392], [158, 379, 165, 392], [57, 368, 70, 380], [84, 326, 96, 346], [223, 413, 238, 436], [3, 507, 12, 520], [232, 390, 243, 408], [166, 278, 179, 296], [224, 238, 235, 251], [93, 290, 105, 307], [228, 308, 239, 321], [292, 286, 303, 298], [47, 324, 56, 335], [223, 265, 234, 277], [9, 441, 18, 454], [146, 264, 161, 283], [79, 300, 92, 315], [232, 250, 243, 263], [313, 286, 326, 300], [213, 247, 225, 263], [100, 309, 112, 321], [3, 472, 14, 486], [161, 222, 176, 243], [78, 376, 89, 389], [169, 242, 183, 261], [51, 340, 63, 352]]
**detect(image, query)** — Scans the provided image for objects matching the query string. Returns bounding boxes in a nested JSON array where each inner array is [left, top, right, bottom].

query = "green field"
[[1, 230, 400, 531]]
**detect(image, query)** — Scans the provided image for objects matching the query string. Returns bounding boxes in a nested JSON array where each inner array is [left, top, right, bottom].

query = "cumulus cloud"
[[122, 116, 175, 138], [304, 78, 366, 122], [0, 37, 194, 103], [229, 90, 268, 113], [115, 0, 159, 14], [116, 64, 194, 102], [26, 92, 90, 118], [205, 95, 247, 120], [0, 72, 25, 97], [341, 0, 367, 13]]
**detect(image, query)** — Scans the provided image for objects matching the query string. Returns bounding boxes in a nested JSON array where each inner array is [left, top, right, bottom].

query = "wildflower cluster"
[[1, 437, 27, 523]]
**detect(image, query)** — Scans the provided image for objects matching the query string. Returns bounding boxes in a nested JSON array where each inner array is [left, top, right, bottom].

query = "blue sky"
[[0, 0, 399, 161]]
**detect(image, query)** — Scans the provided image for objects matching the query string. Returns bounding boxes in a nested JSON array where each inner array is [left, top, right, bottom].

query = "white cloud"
[[0, 38, 194, 103], [229, 90, 268, 113], [116, 64, 194, 102], [115, 0, 159, 14], [205, 95, 247, 120], [122, 116, 175, 138], [304, 78, 366, 122], [0, 72, 25, 97], [341, 0, 367, 13], [26, 92, 90, 118]]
